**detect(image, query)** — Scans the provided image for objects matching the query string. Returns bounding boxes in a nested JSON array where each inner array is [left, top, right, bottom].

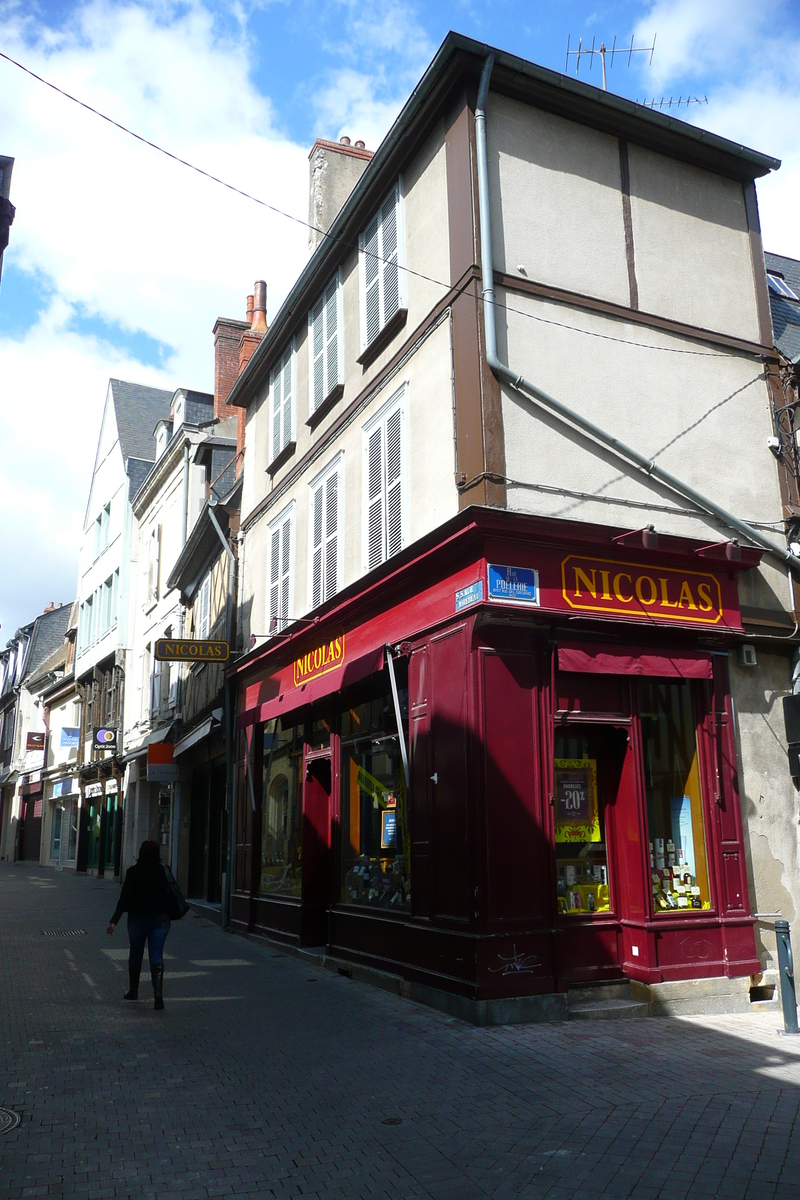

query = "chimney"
[[308, 136, 373, 254], [245, 293, 254, 324], [43, 602, 55, 613], [251, 280, 267, 333]]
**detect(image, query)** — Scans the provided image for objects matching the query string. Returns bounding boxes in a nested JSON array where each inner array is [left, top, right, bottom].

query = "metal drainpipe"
[[208, 502, 236, 929], [474, 54, 800, 578]]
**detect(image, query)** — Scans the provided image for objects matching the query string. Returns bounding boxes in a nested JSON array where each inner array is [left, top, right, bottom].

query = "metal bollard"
[[775, 919, 799, 1034]]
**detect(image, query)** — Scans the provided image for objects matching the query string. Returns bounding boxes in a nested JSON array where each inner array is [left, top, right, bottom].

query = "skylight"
[[767, 273, 799, 301]]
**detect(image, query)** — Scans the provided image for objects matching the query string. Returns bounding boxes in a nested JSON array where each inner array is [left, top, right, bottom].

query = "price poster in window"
[[554, 758, 600, 843]]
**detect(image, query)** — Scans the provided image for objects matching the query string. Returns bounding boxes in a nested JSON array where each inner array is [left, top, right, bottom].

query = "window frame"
[[358, 178, 406, 355], [361, 385, 408, 575], [266, 501, 295, 637], [269, 341, 296, 465], [308, 269, 344, 416], [196, 573, 211, 640], [307, 451, 344, 610]]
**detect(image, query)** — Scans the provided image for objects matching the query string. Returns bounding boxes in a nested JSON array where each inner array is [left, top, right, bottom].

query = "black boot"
[[151, 963, 164, 1010], [124, 964, 141, 1000]]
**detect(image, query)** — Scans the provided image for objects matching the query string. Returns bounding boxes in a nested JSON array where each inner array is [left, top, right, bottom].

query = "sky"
[[1, 0, 800, 640]]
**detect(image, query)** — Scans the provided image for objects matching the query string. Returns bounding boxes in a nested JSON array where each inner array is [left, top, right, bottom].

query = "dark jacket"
[[110, 861, 170, 924]]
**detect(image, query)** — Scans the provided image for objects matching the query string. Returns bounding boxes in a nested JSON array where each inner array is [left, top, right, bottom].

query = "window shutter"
[[271, 363, 282, 458], [385, 408, 402, 557], [324, 277, 338, 396], [363, 214, 381, 347], [324, 470, 338, 598], [311, 296, 324, 412], [280, 517, 291, 628], [381, 188, 399, 324], [281, 351, 292, 450], [269, 526, 281, 631], [311, 485, 323, 609], [367, 426, 384, 570]]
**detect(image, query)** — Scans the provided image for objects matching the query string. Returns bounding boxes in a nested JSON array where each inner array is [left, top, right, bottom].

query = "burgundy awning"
[[241, 645, 386, 728], [19, 780, 44, 796], [558, 643, 713, 679]]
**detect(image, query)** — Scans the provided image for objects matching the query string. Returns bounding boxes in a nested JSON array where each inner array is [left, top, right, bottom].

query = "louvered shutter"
[[311, 296, 324, 411], [311, 485, 323, 608], [271, 362, 282, 457], [324, 277, 338, 396], [280, 517, 291, 628], [381, 188, 399, 324], [269, 526, 281, 631], [281, 350, 292, 450], [367, 426, 384, 570], [324, 470, 338, 598], [363, 213, 381, 348], [385, 408, 402, 558]]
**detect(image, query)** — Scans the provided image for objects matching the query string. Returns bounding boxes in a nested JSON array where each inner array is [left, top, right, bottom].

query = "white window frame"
[[147, 524, 161, 607], [307, 452, 344, 610], [361, 385, 408, 574], [269, 341, 296, 464], [196, 573, 211, 640], [266, 501, 295, 636], [359, 178, 406, 354], [308, 270, 343, 415]]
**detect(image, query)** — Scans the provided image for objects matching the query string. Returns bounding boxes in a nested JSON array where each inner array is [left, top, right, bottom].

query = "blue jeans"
[[127, 913, 171, 970]]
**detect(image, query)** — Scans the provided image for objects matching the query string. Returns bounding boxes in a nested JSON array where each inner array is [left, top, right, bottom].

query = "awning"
[[174, 716, 216, 757], [19, 780, 44, 796], [557, 643, 714, 679], [120, 723, 175, 763], [240, 644, 385, 728]]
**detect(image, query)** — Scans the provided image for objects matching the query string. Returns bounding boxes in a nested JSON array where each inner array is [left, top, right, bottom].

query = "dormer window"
[[767, 272, 799, 302], [173, 394, 185, 432], [155, 423, 169, 460]]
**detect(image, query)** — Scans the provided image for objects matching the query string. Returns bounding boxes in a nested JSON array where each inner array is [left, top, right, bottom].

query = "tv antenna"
[[638, 95, 708, 110], [565, 34, 656, 91]]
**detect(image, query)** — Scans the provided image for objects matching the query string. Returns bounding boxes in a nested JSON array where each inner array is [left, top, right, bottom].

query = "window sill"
[[356, 308, 408, 368], [306, 383, 344, 431], [267, 440, 297, 477]]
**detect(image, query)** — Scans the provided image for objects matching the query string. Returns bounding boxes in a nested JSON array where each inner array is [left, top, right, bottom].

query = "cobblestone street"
[[3, 861, 800, 1200]]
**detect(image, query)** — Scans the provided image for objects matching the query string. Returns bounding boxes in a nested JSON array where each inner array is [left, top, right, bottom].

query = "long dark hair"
[[137, 840, 161, 866]]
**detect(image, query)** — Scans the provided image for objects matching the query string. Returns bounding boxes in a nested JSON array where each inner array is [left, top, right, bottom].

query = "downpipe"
[[474, 54, 800, 579], [209, 501, 237, 930]]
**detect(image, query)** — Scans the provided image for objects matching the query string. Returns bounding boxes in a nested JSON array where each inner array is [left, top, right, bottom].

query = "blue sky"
[[1, 0, 799, 636]]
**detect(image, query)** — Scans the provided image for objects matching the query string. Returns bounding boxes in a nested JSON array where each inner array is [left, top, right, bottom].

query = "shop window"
[[639, 681, 711, 913], [260, 720, 303, 896], [309, 714, 331, 752], [340, 678, 410, 910], [554, 731, 615, 915]]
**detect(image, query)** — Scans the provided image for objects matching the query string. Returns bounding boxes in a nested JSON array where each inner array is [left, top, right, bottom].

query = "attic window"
[[767, 273, 799, 301]]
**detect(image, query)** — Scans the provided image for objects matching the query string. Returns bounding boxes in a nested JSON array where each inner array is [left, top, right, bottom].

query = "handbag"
[[164, 865, 190, 921]]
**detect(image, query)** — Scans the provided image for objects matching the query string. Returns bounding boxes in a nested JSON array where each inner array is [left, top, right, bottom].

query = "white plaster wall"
[[628, 145, 759, 340], [498, 288, 781, 544], [241, 317, 458, 650], [486, 93, 631, 306], [730, 652, 800, 972]]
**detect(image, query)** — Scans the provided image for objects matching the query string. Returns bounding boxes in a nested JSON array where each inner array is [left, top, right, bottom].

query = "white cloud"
[[634, 0, 800, 257]]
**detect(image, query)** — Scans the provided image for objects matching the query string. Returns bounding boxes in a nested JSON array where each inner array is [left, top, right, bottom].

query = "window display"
[[340, 678, 410, 909], [639, 681, 711, 913], [260, 719, 303, 896], [553, 730, 625, 916]]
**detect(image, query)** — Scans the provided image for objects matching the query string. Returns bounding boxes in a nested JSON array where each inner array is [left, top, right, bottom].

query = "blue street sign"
[[488, 564, 540, 605], [455, 579, 484, 612]]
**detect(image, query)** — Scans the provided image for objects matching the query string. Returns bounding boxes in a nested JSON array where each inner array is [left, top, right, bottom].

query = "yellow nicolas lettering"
[[293, 634, 346, 687], [561, 556, 723, 625]]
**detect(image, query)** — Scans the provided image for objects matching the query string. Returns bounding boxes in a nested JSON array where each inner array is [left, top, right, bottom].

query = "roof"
[[109, 379, 174, 465], [22, 604, 72, 684], [765, 251, 800, 365], [227, 30, 782, 411]]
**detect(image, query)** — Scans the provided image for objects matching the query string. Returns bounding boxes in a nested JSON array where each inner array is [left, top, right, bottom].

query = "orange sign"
[[561, 555, 723, 625], [293, 633, 345, 687]]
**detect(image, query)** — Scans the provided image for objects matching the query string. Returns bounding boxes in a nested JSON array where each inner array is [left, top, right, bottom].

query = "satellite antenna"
[[565, 33, 656, 91], [638, 95, 708, 110]]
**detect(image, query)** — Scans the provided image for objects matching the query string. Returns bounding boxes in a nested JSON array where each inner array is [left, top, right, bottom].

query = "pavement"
[[2, 863, 800, 1200]]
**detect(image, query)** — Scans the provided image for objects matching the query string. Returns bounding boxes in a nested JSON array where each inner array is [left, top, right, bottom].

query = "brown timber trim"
[[356, 307, 408, 367], [266, 439, 296, 478], [742, 181, 773, 348], [494, 270, 776, 360], [741, 605, 797, 631], [243, 270, 477, 533], [618, 139, 639, 311], [306, 383, 344, 430]]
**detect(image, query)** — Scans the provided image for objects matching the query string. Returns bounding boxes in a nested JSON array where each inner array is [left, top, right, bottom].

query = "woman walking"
[[107, 840, 171, 1010]]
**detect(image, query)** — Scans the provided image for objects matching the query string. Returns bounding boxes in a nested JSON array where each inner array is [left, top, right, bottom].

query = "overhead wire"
[[0, 47, 741, 360]]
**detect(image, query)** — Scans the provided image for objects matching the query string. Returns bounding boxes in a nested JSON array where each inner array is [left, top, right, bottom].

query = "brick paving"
[[2, 862, 800, 1200]]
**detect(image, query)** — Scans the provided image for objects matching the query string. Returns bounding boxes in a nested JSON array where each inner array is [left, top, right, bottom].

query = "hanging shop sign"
[[93, 727, 117, 750], [155, 638, 229, 662], [26, 732, 45, 750], [147, 742, 179, 783], [560, 555, 723, 626], [105, 778, 119, 794], [488, 565, 540, 605], [84, 781, 104, 799], [60, 727, 80, 748], [293, 633, 345, 687]]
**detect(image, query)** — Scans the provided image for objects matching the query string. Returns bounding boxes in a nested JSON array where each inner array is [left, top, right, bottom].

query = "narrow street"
[[1, 863, 800, 1199]]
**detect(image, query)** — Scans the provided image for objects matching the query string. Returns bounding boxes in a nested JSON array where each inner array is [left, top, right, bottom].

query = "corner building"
[[229, 35, 797, 1019]]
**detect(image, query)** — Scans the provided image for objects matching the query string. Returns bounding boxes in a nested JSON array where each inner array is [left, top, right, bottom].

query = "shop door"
[[208, 764, 226, 904], [20, 798, 42, 861], [553, 723, 640, 986], [301, 756, 331, 946]]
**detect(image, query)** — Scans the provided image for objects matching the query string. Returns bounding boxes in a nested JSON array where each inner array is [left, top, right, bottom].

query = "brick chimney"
[[213, 282, 269, 473], [308, 137, 373, 254]]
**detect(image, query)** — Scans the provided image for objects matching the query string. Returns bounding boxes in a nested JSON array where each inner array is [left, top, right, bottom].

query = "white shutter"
[[281, 350, 292, 450], [385, 408, 402, 558], [280, 517, 291, 628], [367, 426, 384, 570], [310, 276, 340, 414], [324, 277, 338, 395], [269, 526, 281, 631], [168, 662, 179, 707], [271, 362, 282, 458], [311, 484, 323, 608], [363, 213, 381, 347], [361, 185, 402, 351], [324, 470, 338, 598], [197, 576, 210, 639], [311, 296, 325, 411], [380, 188, 399, 324]]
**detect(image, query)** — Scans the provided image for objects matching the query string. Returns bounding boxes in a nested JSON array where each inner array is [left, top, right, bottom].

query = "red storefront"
[[232, 508, 760, 1018]]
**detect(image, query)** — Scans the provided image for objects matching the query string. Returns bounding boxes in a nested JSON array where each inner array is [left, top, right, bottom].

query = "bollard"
[[775, 919, 799, 1034]]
